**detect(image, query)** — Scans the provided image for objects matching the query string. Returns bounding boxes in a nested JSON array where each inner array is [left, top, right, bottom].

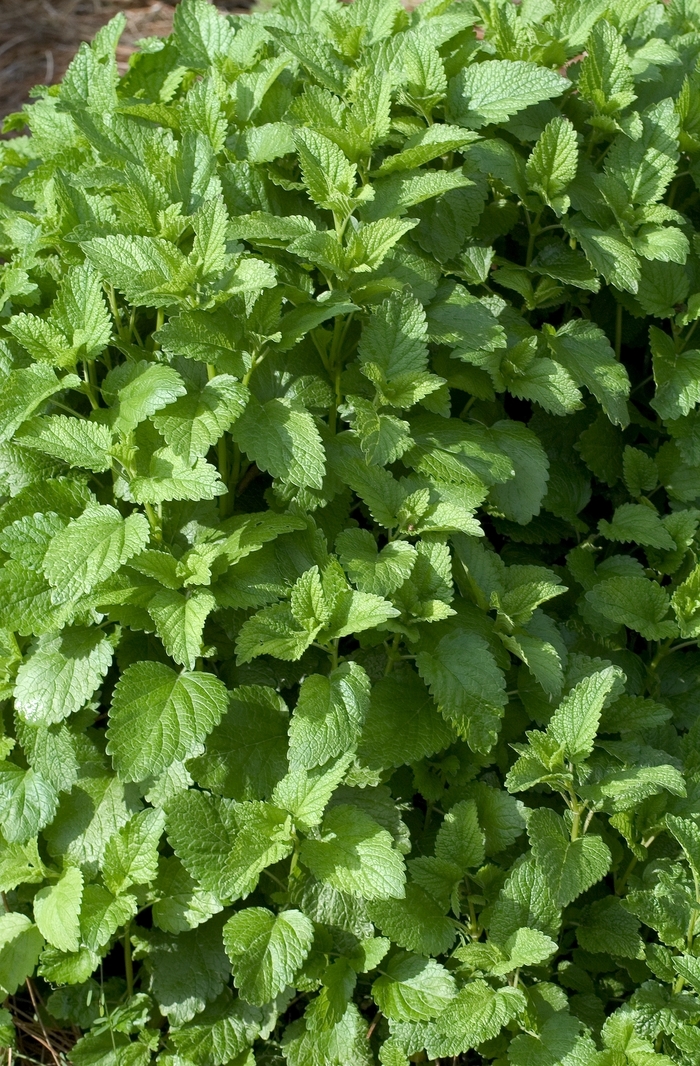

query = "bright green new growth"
[[1, 0, 700, 1063]]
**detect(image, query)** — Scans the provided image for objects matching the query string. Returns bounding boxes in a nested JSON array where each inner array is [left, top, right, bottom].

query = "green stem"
[[525, 211, 542, 268], [218, 436, 230, 517], [83, 360, 100, 410], [615, 302, 622, 361], [649, 638, 675, 674], [144, 502, 162, 543], [681, 318, 699, 353], [570, 807, 581, 841], [459, 395, 476, 419], [129, 308, 143, 347], [328, 315, 352, 434], [384, 632, 401, 674], [227, 442, 241, 511], [615, 855, 638, 896], [466, 893, 479, 938], [207, 363, 232, 517], [124, 922, 134, 998], [567, 785, 583, 841], [107, 285, 126, 342]]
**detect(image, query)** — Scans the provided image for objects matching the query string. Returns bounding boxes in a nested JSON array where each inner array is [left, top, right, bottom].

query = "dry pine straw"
[[0, 0, 258, 121], [0, 0, 424, 121]]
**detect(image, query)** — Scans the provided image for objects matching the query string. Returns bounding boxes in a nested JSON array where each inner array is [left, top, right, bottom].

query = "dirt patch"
[[0, 0, 257, 121], [1, 0, 425, 123]]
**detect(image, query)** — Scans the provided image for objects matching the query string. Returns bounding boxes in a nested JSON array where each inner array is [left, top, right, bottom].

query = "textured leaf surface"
[[107, 662, 228, 781], [223, 907, 314, 1005]]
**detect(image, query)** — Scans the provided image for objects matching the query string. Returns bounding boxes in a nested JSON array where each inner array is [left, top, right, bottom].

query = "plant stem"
[[144, 502, 162, 542], [384, 632, 401, 674], [124, 922, 134, 998], [328, 315, 347, 434], [83, 360, 99, 409], [218, 435, 230, 517], [525, 211, 542, 267], [107, 285, 126, 342], [567, 785, 583, 841], [615, 855, 638, 896], [615, 302, 622, 361]]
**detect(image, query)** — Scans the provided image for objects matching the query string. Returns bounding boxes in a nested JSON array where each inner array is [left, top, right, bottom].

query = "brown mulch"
[[0, 0, 257, 121], [0, 0, 424, 122]]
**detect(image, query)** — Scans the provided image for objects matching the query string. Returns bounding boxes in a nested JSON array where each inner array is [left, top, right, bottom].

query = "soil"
[[1, 0, 424, 123], [0, 0, 257, 121]]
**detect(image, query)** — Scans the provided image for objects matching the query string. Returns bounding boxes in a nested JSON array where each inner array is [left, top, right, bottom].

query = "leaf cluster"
[[1, 0, 700, 1064]]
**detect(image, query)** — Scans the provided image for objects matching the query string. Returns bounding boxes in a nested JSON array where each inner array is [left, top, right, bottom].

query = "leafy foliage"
[[1, 1, 700, 1064]]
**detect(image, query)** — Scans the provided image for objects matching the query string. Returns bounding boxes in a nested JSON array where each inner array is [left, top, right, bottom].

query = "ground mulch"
[[0, 0, 257, 121], [1, 0, 424, 123]]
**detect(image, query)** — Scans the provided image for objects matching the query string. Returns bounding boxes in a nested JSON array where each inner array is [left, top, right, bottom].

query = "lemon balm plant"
[[1, 0, 700, 1063]]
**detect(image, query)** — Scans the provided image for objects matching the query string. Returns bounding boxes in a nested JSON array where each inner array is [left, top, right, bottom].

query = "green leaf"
[[273, 756, 352, 832], [486, 420, 549, 525], [358, 293, 442, 409], [0, 764, 58, 843], [169, 991, 265, 1065], [434, 799, 485, 874], [16, 416, 113, 472], [578, 20, 635, 115], [33, 866, 83, 953], [372, 953, 455, 1022], [358, 668, 455, 770], [189, 685, 289, 801], [508, 1013, 597, 1066], [649, 325, 700, 421], [667, 813, 700, 879], [106, 661, 228, 782], [599, 503, 676, 550], [166, 790, 293, 902], [102, 807, 166, 895], [548, 666, 617, 762], [14, 626, 113, 725], [43, 504, 150, 604], [525, 117, 578, 216], [152, 375, 249, 463], [607, 99, 679, 206], [148, 587, 216, 670], [576, 896, 645, 959], [449, 60, 567, 129], [585, 576, 678, 640], [82, 235, 196, 308], [369, 884, 456, 958], [545, 319, 630, 426], [565, 218, 640, 294], [133, 915, 230, 1025], [289, 662, 371, 771], [528, 808, 611, 907], [232, 396, 325, 490], [416, 628, 507, 754], [223, 907, 314, 1005], [376, 126, 477, 175], [409, 981, 526, 1058], [300, 804, 406, 901], [0, 913, 44, 996], [336, 529, 416, 595], [152, 856, 222, 934], [0, 365, 78, 445], [295, 128, 358, 215], [672, 564, 700, 637]]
